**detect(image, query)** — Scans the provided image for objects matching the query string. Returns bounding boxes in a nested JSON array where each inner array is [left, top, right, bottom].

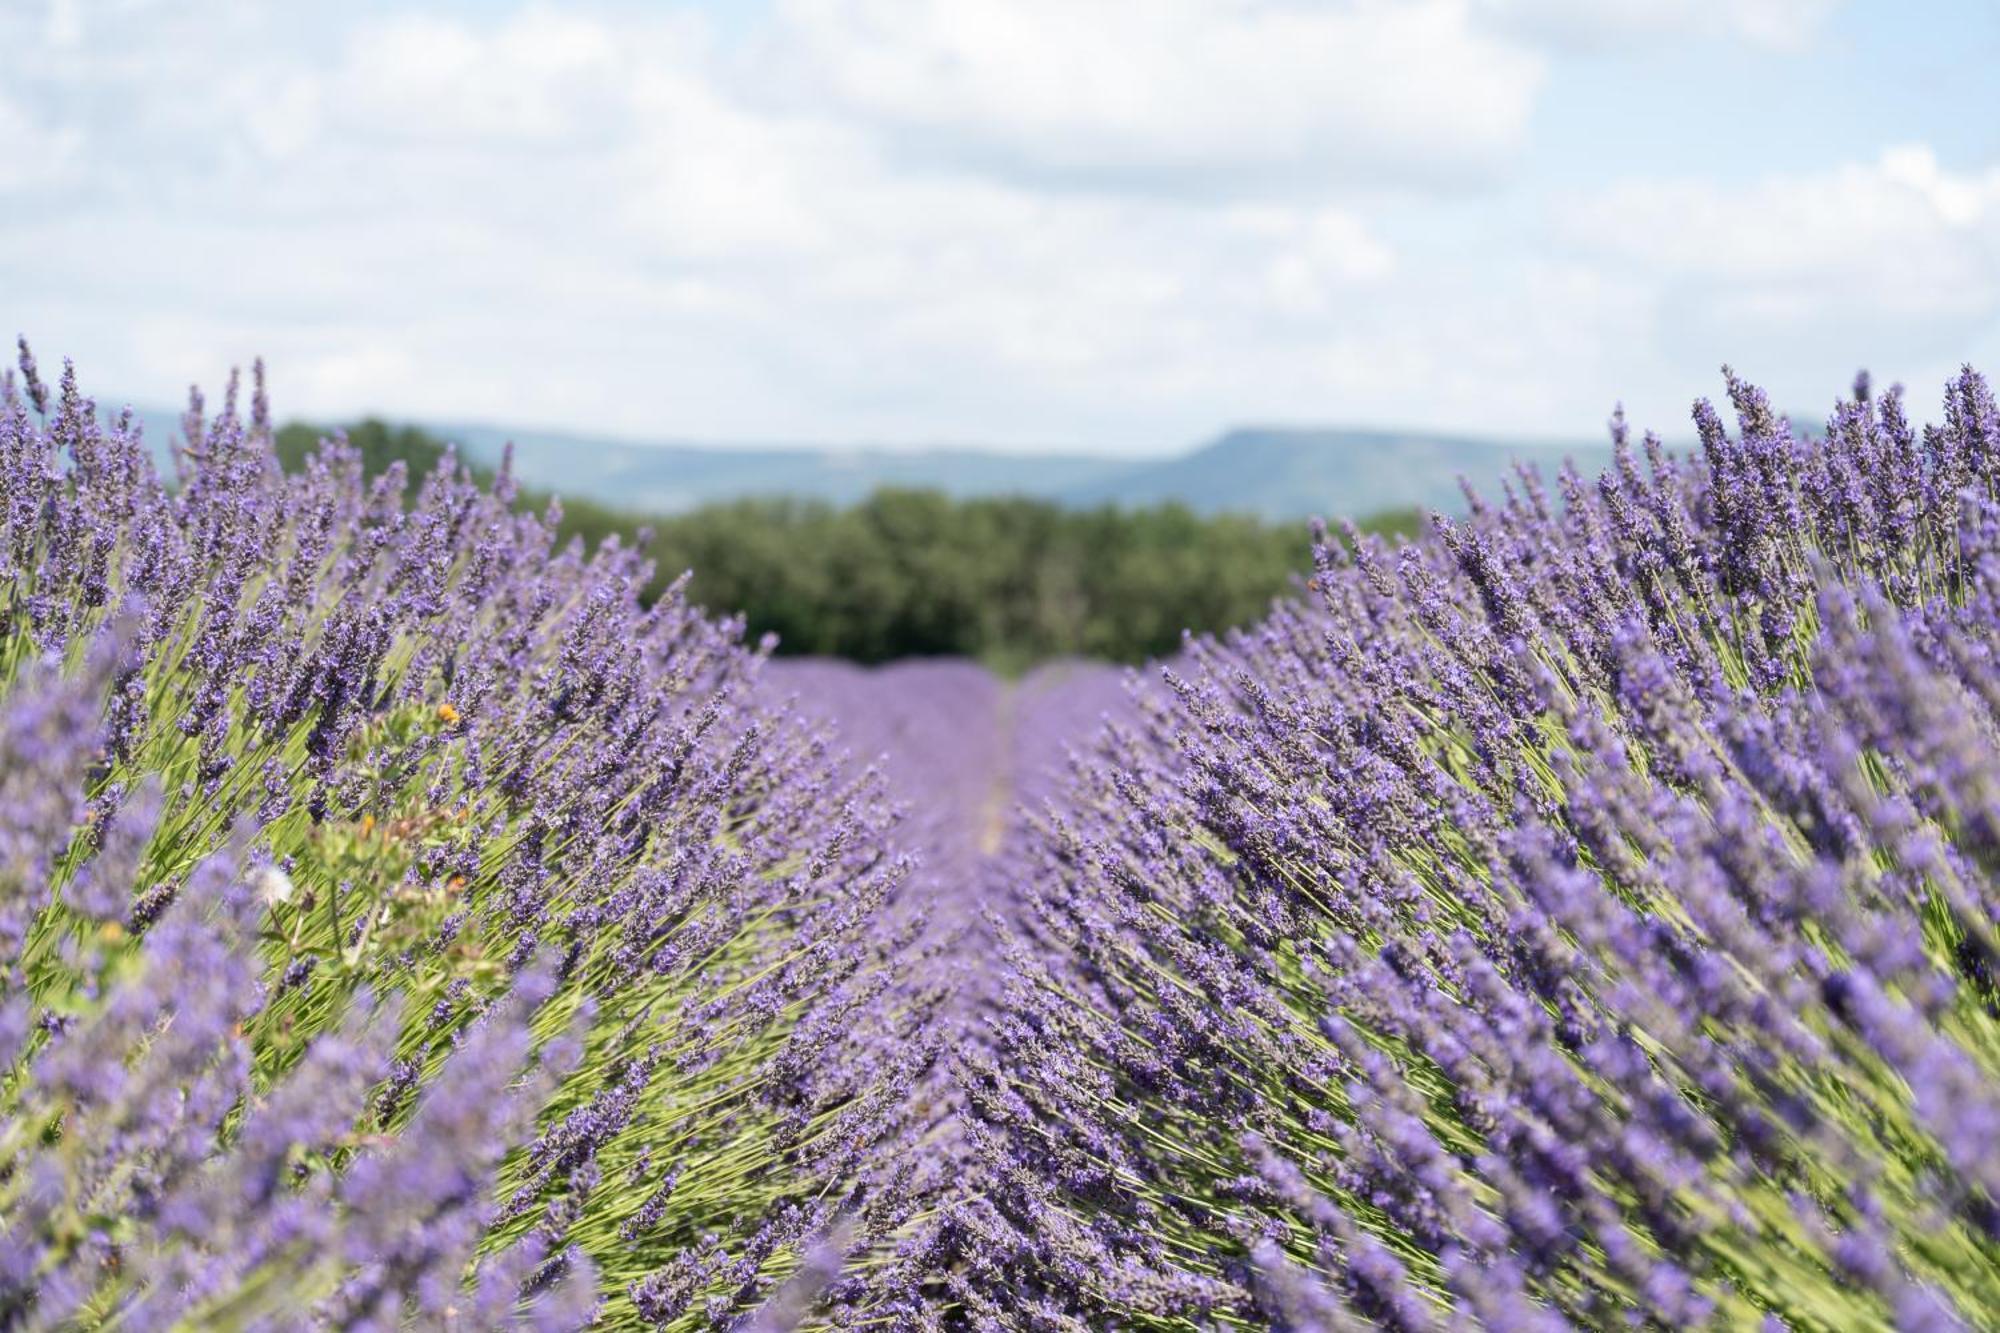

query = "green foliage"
[[274, 419, 449, 500], [276, 419, 1420, 669]]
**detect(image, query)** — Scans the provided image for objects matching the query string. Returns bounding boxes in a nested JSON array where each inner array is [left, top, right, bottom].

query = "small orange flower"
[[436, 702, 461, 725]]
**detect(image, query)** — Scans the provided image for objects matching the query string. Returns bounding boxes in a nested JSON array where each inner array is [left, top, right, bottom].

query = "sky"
[[2, 0, 1997, 457]]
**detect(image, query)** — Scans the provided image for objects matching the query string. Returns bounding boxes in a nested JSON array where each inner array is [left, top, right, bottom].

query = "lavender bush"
[[8, 341, 2000, 1332], [0, 347, 937, 1329], [957, 368, 2000, 1329], [765, 659, 1007, 917]]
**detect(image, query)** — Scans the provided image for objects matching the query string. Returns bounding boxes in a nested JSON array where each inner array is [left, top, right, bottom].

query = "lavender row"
[[763, 658, 1006, 920], [0, 347, 940, 1329], [957, 370, 2000, 1328], [14, 337, 2000, 1331], [757, 658, 1141, 1322]]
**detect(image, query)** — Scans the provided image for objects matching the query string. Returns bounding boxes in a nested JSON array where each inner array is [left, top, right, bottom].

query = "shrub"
[[0, 347, 934, 1329], [961, 369, 2000, 1329], [14, 341, 2000, 1332]]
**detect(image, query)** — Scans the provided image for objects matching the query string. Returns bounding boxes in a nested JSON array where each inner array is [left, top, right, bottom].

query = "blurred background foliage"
[[277, 418, 1418, 670]]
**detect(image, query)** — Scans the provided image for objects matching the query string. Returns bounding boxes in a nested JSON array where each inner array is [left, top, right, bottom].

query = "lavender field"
[[4, 345, 2000, 1331], [762, 659, 1137, 921]]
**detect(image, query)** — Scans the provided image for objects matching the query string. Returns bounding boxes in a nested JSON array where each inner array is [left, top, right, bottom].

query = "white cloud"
[[43, 0, 81, 49], [335, 11, 633, 146], [1475, 0, 1840, 52], [1, 1, 1991, 454], [759, 0, 1545, 193], [1562, 146, 2000, 369], [0, 2, 1424, 447], [0, 89, 83, 192]]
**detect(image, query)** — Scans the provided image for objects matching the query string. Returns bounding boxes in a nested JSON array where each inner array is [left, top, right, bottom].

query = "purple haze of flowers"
[[0, 347, 940, 1329], [764, 657, 1006, 914], [10, 341, 2000, 1330], [959, 367, 2000, 1328]]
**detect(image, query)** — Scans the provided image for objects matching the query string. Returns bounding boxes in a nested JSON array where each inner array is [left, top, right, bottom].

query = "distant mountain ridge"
[[1056, 426, 1608, 520], [437, 422, 1133, 514], [437, 420, 1612, 522], [117, 404, 1615, 521]]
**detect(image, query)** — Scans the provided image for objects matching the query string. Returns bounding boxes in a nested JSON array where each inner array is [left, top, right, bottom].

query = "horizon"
[[110, 381, 1815, 466], [5, 0, 1996, 459]]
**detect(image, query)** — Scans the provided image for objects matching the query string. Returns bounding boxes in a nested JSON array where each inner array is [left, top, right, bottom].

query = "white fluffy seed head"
[[250, 864, 295, 907]]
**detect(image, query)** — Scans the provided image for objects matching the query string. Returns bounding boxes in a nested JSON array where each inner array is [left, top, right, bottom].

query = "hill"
[[120, 403, 1615, 522], [436, 420, 1607, 521], [438, 422, 1131, 512], [1059, 426, 1607, 519]]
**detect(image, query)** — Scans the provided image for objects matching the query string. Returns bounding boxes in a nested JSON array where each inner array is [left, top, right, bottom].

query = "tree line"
[[275, 418, 1418, 669]]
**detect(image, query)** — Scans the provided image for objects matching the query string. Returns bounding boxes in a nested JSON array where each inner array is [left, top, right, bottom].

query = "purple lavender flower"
[[0, 347, 933, 1329], [961, 367, 2000, 1329]]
